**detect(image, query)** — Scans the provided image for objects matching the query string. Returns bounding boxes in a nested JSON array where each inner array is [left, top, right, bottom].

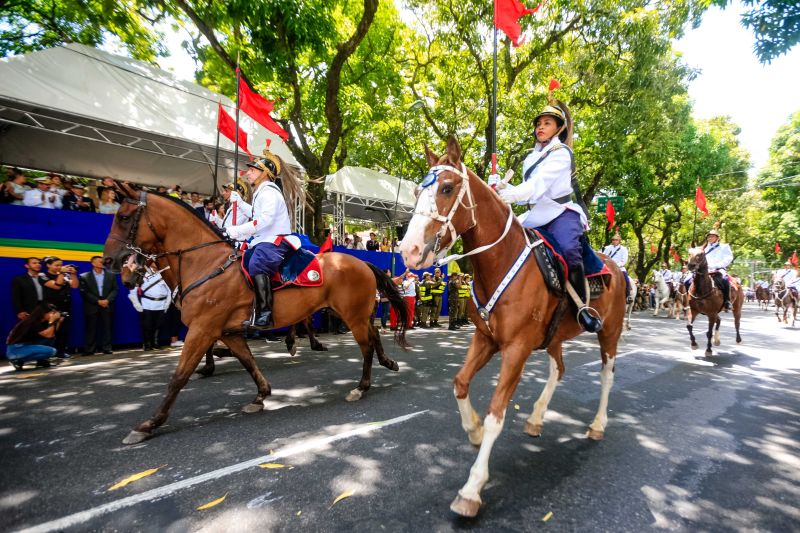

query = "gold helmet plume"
[[247, 147, 282, 178], [706, 220, 722, 238]]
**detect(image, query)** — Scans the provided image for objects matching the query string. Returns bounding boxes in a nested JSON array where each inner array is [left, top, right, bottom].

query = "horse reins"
[[111, 191, 238, 302]]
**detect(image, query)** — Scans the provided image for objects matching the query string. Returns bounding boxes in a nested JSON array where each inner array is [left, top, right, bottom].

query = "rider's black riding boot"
[[721, 277, 731, 311], [253, 274, 274, 327], [569, 264, 603, 333]]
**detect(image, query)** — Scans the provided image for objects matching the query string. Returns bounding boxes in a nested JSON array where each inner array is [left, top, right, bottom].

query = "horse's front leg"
[[451, 343, 529, 518], [123, 328, 216, 444], [714, 317, 721, 346], [525, 343, 562, 437], [454, 330, 498, 447], [285, 325, 297, 356], [222, 334, 271, 413], [196, 346, 216, 378], [687, 310, 698, 349], [705, 316, 715, 356]]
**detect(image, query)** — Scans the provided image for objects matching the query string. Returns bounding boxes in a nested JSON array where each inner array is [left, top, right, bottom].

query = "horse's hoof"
[[691, 344, 698, 350], [467, 427, 484, 447], [524, 422, 543, 438], [196, 366, 214, 378], [242, 402, 264, 414], [345, 388, 363, 402], [288, 345, 296, 357], [450, 494, 481, 518], [122, 430, 151, 445], [385, 360, 400, 371], [714, 339, 720, 346], [586, 428, 605, 441], [705, 350, 713, 357]]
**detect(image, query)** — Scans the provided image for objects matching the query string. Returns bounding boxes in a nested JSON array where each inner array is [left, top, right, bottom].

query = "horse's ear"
[[117, 180, 137, 199], [446, 136, 462, 165], [424, 145, 439, 167]]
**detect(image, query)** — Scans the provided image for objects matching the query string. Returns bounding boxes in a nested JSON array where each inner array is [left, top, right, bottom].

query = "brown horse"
[[103, 182, 409, 445], [399, 137, 627, 517], [772, 280, 797, 327], [686, 249, 742, 356], [674, 279, 689, 320], [755, 285, 770, 311]]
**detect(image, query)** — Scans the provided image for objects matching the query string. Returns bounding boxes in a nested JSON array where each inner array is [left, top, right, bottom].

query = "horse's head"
[[103, 182, 157, 288], [399, 136, 478, 269], [687, 248, 708, 273]]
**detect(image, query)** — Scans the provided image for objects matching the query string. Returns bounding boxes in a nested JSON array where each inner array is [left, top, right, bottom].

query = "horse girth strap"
[[179, 252, 240, 302], [536, 297, 568, 351]]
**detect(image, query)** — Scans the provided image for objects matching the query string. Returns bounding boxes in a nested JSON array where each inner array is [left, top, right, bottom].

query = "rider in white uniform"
[[703, 228, 734, 310], [659, 262, 674, 294], [212, 181, 252, 231], [679, 263, 693, 288], [775, 261, 799, 294], [602, 232, 632, 302]]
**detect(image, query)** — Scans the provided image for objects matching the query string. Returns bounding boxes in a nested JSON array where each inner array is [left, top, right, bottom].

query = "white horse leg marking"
[[525, 356, 559, 436], [588, 357, 615, 439], [455, 386, 484, 446], [457, 413, 505, 503]]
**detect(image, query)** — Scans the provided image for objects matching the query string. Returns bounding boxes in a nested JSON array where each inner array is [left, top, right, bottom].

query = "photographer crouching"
[[40, 257, 79, 358], [6, 304, 64, 370]]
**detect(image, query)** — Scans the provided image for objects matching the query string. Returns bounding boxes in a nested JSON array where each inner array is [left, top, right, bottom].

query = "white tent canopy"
[[0, 43, 299, 194], [323, 166, 417, 228]]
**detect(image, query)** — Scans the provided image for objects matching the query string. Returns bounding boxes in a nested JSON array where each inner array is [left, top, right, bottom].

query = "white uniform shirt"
[[23, 188, 62, 209], [128, 272, 171, 312], [498, 137, 587, 229], [680, 271, 693, 285], [226, 181, 291, 245], [660, 269, 673, 282], [400, 278, 416, 297], [602, 244, 628, 270], [776, 268, 797, 286], [213, 192, 253, 230], [703, 242, 733, 272]]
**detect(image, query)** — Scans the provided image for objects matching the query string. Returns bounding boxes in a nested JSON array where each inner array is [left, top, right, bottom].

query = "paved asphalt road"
[[1, 304, 798, 532]]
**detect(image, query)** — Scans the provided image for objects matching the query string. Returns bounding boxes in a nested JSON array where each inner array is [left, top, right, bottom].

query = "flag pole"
[[213, 101, 221, 197], [233, 52, 241, 185], [491, 1, 498, 176]]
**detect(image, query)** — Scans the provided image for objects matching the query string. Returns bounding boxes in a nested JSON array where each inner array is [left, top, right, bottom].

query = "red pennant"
[[695, 186, 709, 218], [238, 77, 289, 141], [495, 0, 538, 47], [650, 244, 657, 254], [605, 199, 615, 230], [319, 234, 333, 254], [217, 104, 249, 154], [792, 251, 798, 267], [548, 79, 561, 91], [775, 242, 781, 254]]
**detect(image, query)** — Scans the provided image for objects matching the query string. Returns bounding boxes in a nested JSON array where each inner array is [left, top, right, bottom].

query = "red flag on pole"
[[670, 246, 681, 263], [238, 76, 289, 141], [695, 186, 709, 217], [775, 242, 781, 254], [791, 250, 798, 267], [605, 198, 616, 230], [650, 243, 657, 254], [494, 0, 540, 47], [217, 104, 249, 154]]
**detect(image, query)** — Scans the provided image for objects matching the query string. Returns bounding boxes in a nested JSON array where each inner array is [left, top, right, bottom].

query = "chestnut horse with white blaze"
[[399, 137, 627, 518], [103, 182, 408, 445]]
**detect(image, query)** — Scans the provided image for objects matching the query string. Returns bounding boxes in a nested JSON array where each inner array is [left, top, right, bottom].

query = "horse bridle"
[[110, 191, 237, 301], [416, 163, 514, 266]]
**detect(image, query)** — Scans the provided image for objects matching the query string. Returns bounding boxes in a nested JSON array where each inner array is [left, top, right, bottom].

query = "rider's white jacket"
[[212, 191, 252, 229], [602, 244, 628, 271], [225, 181, 291, 245], [703, 242, 733, 272]]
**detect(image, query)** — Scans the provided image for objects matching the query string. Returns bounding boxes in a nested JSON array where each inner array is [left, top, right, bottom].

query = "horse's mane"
[[150, 191, 228, 241]]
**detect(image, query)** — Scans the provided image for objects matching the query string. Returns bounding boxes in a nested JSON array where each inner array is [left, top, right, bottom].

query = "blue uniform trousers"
[[248, 240, 293, 277], [537, 209, 583, 267]]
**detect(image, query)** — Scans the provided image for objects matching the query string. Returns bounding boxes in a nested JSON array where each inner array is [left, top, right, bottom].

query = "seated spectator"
[[380, 237, 390, 252], [23, 177, 62, 208], [63, 183, 96, 212], [98, 187, 120, 214], [96, 176, 122, 203], [5, 303, 64, 370], [48, 174, 68, 197], [1, 167, 28, 204], [366, 232, 380, 251]]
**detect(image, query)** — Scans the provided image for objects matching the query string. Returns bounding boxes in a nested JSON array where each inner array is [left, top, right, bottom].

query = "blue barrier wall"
[[0, 205, 451, 357]]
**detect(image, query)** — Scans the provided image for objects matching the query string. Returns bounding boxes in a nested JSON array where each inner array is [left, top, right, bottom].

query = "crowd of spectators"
[[0, 167, 217, 217], [343, 231, 398, 252]]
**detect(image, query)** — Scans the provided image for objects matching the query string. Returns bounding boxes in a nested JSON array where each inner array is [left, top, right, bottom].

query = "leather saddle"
[[240, 246, 324, 291]]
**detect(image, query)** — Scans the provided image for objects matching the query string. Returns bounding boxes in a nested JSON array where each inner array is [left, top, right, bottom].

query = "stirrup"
[[577, 305, 603, 333]]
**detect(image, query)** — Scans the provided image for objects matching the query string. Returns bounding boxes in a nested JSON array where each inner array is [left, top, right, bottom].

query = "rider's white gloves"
[[498, 184, 524, 204], [487, 173, 499, 188], [229, 190, 242, 203], [225, 221, 257, 241]]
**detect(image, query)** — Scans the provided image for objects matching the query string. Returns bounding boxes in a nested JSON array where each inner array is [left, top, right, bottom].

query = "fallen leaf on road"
[[258, 463, 289, 469], [329, 489, 355, 509], [514, 404, 520, 410], [108, 465, 165, 491], [17, 373, 47, 379], [542, 511, 553, 522], [296, 511, 302, 516], [197, 493, 228, 510]]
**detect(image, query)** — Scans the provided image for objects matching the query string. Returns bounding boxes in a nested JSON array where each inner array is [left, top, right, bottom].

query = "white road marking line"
[[580, 348, 644, 367], [17, 410, 429, 533]]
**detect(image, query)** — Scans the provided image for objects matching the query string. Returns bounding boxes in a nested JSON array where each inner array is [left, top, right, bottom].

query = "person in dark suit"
[[79, 256, 118, 355], [195, 198, 215, 221], [11, 257, 44, 321]]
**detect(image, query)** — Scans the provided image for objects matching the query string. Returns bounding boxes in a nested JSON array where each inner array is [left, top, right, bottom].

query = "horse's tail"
[[365, 263, 409, 350]]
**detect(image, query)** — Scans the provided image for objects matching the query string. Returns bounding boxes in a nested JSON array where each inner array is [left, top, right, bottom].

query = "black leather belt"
[[143, 295, 167, 301], [529, 194, 572, 207]]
